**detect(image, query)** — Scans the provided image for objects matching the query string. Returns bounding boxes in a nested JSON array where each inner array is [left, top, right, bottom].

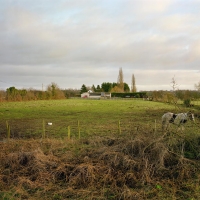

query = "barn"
[[81, 91, 111, 99]]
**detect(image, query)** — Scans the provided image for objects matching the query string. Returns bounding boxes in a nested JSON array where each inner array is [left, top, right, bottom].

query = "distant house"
[[81, 91, 111, 99], [81, 92, 90, 98]]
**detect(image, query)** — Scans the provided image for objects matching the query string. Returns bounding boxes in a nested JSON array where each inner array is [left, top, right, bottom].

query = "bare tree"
[[117, 67, 124, 92], [195, 81, 200, 91], [131, 74, 137, 92], [171, 76, 179, 110], [171, 76, 178, 91], [46, 82, 65, 99]]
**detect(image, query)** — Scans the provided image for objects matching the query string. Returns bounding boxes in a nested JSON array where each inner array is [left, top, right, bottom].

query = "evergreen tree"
[[96, 85, 102, 92], [97, 85, 101, 90], [101, 82, 112, 92], [91, 84, 96, 92], [80, 84, 87, 94], [124, 83, 130, 92]]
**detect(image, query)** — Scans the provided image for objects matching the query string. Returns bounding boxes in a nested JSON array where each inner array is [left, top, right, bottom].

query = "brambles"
[[1, 130, 200, 200]]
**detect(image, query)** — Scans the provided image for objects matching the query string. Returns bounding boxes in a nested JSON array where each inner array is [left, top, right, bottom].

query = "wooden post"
[[6, 121, 10, 141], [68, 126, 71, 140], [42, 119, 45, 139], [78, 121, 80, 139], [118, 120, 121, 134], [6, 120, 8, 129]]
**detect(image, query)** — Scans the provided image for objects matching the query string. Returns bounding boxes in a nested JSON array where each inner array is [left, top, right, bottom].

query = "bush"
[[184, 99, 191, 107], [111, 92, 147, 98]]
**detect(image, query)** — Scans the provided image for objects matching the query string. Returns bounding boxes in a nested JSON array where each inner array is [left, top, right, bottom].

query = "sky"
[[0, 0, 200, 91]]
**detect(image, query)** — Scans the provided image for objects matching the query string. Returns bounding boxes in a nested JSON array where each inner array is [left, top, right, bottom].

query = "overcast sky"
[[0, 0, 200, 91]]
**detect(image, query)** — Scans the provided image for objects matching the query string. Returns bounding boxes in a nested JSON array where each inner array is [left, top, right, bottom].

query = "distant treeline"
[[0, 83, 79, 102], [111, 92, 147, 98], [148, 90, 200, 103], [0, 83, 200, 103], [0, 87, 66, 101]]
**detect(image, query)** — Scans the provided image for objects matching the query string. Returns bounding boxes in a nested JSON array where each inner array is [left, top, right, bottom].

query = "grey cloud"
[[1, 0, 200, 90]]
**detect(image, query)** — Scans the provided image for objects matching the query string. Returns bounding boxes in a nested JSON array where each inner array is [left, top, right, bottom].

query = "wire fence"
[[1, 115, 198, 141], [0, 118, 141, 141]]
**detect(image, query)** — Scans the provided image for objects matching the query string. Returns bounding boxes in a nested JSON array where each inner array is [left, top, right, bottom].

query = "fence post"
[[78, 121, 80, 139], [68, 126, 71, 140], [6, 121, 10, 141], [118, 120, 121, 134], [42, 119, 45, 139]]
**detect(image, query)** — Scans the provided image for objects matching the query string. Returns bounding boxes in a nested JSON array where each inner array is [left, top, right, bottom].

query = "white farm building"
[[81, 92, 111, 99]]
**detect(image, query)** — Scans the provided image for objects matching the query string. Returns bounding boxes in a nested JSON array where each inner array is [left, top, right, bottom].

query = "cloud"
[[0, 0, 200, 90]]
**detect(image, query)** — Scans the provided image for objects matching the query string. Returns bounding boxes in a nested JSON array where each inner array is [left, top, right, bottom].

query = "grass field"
[[0, 99, 200, 199], [1, 98, 196, 139]]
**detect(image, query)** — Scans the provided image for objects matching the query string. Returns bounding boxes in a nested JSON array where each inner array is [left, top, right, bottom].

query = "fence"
[[0, 118, 139, 141]]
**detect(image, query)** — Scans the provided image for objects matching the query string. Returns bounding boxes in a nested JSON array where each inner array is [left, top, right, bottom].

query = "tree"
[[19, 89, 27, 100], [112, 82, 117, 88], [171, 76, 178, 91], [80, 84, 87, 94], [101, 82, 112, 92], [46, 82, 65, 99], [124, 83, 130, 92], [91, 84, 96, 92], [6, 86, 18, 101], [111, 86, 123, 92], [117, 67, 124, 92], [0, 90, 6, 102], [131, 74, 137, 92], [195, 81, 200, 91], [64, 88, 80, 98], [96, 85, 102, 92], [170, 76, 179, 108]]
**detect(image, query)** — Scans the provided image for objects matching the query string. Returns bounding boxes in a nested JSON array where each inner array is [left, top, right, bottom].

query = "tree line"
[[80, 82, 131, 94], [1, 84, 200, 103], [148, 90, 200, 106], [0, 83, 66, 102], [0, 68, 199, 102], [0, 68, 137, 101], [0, 80, 136, 102], [80, 68, 137, 94]]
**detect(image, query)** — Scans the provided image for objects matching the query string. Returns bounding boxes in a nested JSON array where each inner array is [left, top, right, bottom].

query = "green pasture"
[[0, 99, 199, 139]]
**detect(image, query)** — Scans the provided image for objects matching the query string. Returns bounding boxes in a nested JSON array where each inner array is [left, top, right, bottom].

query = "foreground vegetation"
[[0, 99, 200, 199]]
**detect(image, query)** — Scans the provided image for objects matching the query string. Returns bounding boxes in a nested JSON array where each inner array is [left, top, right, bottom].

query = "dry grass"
[[1, 130, 200, 200]]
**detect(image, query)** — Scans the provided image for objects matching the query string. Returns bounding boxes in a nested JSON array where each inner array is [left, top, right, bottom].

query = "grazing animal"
[[162, 111, 195, 131]]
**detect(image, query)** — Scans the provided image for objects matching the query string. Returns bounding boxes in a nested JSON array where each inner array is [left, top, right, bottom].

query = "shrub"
[[184, 99, 191, 107]]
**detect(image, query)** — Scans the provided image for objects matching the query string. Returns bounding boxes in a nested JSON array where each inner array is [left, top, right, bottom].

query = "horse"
[[162, 111, 195, 131]]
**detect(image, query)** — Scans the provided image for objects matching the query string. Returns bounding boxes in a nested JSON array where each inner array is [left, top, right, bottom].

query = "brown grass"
[[1, 131, 200, 199]]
